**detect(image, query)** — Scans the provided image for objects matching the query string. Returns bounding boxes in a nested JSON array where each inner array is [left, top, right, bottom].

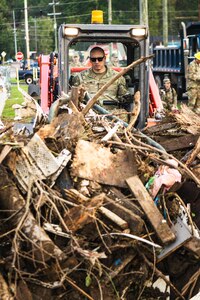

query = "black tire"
[[28, 84, 40, 102], [25, 75, 33, 85]]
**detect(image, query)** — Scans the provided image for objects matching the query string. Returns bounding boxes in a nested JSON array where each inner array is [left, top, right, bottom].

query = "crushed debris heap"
[[0, 97, 199, 300]]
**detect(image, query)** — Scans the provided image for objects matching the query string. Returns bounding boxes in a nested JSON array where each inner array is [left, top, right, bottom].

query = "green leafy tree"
[[29, 16, 54, 54], [0, 0, 15, 59], [0, 0, 199, 58]]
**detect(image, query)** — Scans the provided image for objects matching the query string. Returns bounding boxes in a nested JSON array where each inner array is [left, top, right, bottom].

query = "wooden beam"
[[186, 136, 200, 166], [126, 175, 176, 245], [184, 237, 200, 259], [70, 86, 79, 108], [143, 122, 177, 134], [159, 135, 199, 152]]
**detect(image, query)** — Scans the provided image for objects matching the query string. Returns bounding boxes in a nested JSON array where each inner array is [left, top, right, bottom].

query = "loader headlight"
[[63, 27, 79, 37], [131, 28, 146, 37]]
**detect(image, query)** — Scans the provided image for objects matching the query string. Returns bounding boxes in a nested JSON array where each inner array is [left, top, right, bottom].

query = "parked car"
[[6, 59, 14, 64], [18, 68, 40, 85], [20, 59, 38, 70]]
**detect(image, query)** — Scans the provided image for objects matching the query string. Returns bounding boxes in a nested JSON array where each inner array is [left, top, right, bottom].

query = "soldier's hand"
[[160, 89, 165, 96]]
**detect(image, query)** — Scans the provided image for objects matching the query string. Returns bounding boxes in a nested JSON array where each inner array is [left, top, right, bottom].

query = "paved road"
[[10, 62, 21, 78]]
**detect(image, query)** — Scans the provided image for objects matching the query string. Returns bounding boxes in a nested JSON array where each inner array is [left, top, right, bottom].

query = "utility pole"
[[24, 0, 30, 69], [108, 0, 112, 25], [139, 0, 148, 26], [163, 0, 168, 46], [34, 18, 38, 53], [139, 0, 150, 63], [13, 10, 18, 55], [48, 1, 61, 52], [108, 0, 113, 56]]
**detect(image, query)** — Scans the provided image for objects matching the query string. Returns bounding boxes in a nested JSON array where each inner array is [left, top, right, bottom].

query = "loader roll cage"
[[57, 23, 149, 128]]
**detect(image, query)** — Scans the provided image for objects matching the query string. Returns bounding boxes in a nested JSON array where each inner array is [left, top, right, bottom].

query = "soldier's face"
[[164, 82, 171, 90], [90, 50, 106, 73], [73, 56, 79, 62], [196, 59, 200, 64]]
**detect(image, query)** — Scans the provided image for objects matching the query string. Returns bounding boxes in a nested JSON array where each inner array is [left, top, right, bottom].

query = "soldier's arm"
[[117, 76, 128, 97], [160, 89, 166, 101], [187, 64, 200, 81]]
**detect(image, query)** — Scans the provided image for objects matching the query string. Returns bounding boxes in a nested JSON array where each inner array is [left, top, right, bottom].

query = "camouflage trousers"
[[187, 87, 200, 111], [102, 105, 129, 123]]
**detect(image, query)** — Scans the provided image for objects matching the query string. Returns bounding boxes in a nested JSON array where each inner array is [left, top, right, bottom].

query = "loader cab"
[[58, 21, 149, 128]]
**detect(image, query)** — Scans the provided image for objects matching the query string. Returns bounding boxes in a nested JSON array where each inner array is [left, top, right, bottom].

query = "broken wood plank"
[[126, 91, 141, 131], [99, 206, 128, 230], [126, 175, 176, 245], [0, 273, 14, 300], [70, 86, 79, 108], [63, 194, 104, 232], [0, 145, 12, 164], [158, 134, 199, 152], [64, 189, 129, 230], [105, 195, 144, 235], [71, 140, 137, 188], [16, 280, 33, 300], [143, 122, 177, 134], [186, 137, 200, 166], [109, 187, 144, 217], [184, 237, 200, 259]]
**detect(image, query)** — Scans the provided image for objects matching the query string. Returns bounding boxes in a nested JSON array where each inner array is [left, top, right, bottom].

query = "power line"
[[2, 0, 95, 13], [0, 7, 199, 29], [48, 1, 61, 52], [28, 0, 95, 9]]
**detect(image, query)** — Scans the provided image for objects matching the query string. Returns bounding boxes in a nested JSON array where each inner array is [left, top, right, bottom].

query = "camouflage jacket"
[[72, 67, 128, 104], [161, 87, 177, 109], [70, 62, 82, 68], [187, 60, 200, 89]]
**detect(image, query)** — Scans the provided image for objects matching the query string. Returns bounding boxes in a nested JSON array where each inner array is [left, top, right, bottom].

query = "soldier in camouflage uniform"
[[72, 47, 131, 114], [186, 52, 200, 114], [160, 78, 177, 111], [70, 52, 82, 68]]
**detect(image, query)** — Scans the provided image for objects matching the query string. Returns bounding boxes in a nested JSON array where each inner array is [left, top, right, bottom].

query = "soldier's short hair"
[[90, 46, 105, 57], [111, 52, 118, 58]]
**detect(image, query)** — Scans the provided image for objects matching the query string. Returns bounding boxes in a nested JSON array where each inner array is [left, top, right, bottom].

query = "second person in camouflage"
[[160, 78, 178, 111], [186, 51, 200, 114]]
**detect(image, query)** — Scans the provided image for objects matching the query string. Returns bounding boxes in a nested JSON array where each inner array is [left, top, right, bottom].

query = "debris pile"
[[0, 98, 199, 300]]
